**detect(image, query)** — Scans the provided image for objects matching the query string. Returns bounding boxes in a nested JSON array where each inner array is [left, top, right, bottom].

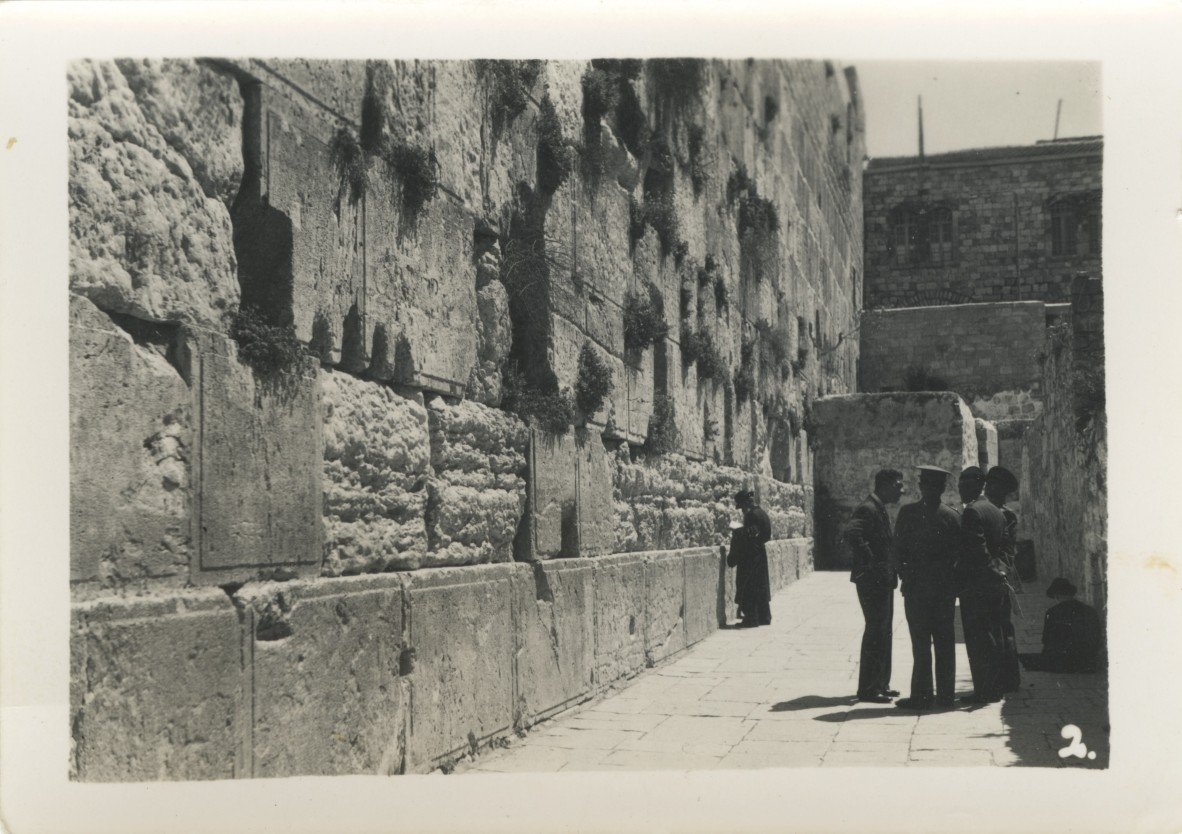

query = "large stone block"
[[511, 561, 595, 726], [524, 429, 578, 559], [644, 550, 687, 665], [365, 168, 477, 394], [321, 370, 429, 575], [242, 575, 406, 777], [683, 546, 727, 645], [70, 295, 191, 588], [623, 347, 655, 445], [592, 553, 647, 686], [181, 327, 323, 584], [575, 429, 616, 557], [68, 60, 240, 329], [70, 590, 244, 781], [404, 565, 515, 770]]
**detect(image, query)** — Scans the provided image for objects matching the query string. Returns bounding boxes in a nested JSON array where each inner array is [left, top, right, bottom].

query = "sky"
[[850, 61, 1103, 160]]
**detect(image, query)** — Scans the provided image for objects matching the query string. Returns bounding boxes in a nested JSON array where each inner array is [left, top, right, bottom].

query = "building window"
[[1049, 193, 1101, 257], [888, 204, 955, 266]]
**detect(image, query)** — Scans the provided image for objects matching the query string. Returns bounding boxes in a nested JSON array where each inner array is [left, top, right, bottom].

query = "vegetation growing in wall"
[[733, 335, 755, 404], [727, 163, 780, 241], [536, 93, 575, 194], [636, 191, 680, 255], [502, 363, 575, 435], [329, 127, 367, 205], [231, 305, 310, 378], [383, 140, 439, 216], [902, 365, 950, 392], [581, 67, 620, 135], [623, 282, 669, 352], [687, 123, 710, 196], [648, 58, 705, 115], [645, 393, 680, 455], [477, 60, 544, 124], [574, 342, 613, 417]]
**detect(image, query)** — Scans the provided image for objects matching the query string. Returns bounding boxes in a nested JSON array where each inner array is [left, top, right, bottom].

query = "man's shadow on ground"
[[770, 694, 986, 722]]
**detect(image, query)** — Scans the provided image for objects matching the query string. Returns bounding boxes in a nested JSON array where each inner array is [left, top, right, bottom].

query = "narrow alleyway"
[[458, 571, 1108, 772]]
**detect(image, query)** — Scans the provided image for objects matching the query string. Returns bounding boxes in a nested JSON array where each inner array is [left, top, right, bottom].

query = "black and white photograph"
[[2, 3, 1181, 834]]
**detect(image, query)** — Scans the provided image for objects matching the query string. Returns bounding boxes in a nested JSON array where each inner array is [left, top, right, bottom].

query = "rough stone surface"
[[592, 554, 648, 686], [645, 550, 688, 666], [471, 278, 512, 405], [404, 566, 515, 770], [70, 591, 243, 781], [525, 430, 579, 559], [683, 547, 727, 645], [69, 60, 241, 329], [242, 576, 406, 777], [812, 392, 978, 569], [426, 397, 528, 566], [512, 561, 595, 726], [181, 327, 323, 583], [70, 295, 191, 589], [321, 370, 429, 575]]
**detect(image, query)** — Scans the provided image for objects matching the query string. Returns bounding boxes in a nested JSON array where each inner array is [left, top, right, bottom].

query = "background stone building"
[[68, 58, 864, 780], [862, 136, 1101, 310]]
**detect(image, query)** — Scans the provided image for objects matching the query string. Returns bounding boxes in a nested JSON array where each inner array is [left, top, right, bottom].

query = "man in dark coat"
[[845, 468, 904, 703], [1020, 578, 1103, 672], [894, 466, 961, 710], [729, 489, 772, 627], [957, 466, 1017, 704]]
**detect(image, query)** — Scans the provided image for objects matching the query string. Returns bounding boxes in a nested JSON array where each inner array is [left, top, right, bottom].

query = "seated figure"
[[1020, 577, 1102, 673]]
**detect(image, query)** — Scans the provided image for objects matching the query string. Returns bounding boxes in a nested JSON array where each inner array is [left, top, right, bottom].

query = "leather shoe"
[[884, 689, 901, 697], [857, 693, 892, 704], [737, 619, 758, 629], [934, 696, 955, 709], [960, 693, 1000, 705], [895, 697, 932, 710]]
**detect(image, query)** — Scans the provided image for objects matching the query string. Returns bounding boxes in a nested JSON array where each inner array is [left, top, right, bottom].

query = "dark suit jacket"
[[845, 494, 896, 589], [958, 496, 1007, 591]]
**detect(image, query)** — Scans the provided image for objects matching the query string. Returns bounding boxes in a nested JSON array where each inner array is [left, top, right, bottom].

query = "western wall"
[[68, 57, 865, 779]]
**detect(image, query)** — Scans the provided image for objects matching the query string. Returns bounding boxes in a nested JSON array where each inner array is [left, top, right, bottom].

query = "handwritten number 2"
[[1059, 724, 1097, 760]]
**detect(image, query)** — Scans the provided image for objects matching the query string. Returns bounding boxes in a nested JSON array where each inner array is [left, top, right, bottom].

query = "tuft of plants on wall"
[[727, 163, 780, 242], [637, 191, 680, 255], [574, 342, 613, 417], [581, 67, 620, 136], [902, 364, 950, 392], [687, 123, 710, 196], [647, 58, 705, 114], [536, 93, 576, 195], [329, 127, 367, 205], [231, 305, 310, 378], [501, 363, 575, 435], [623, 282, 669, 352], [733, 334, 756, 405], [476, 60, 544, 124], [645, 393, 680, 455], [383, 140, 439, 216]]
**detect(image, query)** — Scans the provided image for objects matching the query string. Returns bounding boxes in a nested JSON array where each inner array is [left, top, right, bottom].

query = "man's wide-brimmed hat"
[[959, 466, 985, 480], [986, 466, 1019, 492], [734, 489, 755, 504], [916, 465, 950, 479], [1046, 577, 1077, 598]]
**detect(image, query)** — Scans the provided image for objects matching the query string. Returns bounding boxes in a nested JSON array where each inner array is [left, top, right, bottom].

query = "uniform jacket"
[[894, 499, 961, 597], [845, 494, 897, 589], [958, 496, 1007, 591]]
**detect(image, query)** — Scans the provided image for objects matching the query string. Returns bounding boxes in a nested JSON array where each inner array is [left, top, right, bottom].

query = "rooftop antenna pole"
[[918, 95, 925, 161], [1053, 99, 1063, 140]]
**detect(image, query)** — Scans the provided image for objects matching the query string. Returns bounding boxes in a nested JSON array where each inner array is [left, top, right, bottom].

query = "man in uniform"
[[844, 468, 904, 703], [957, 465, 1016, 704], [894, 466, 961, 710]]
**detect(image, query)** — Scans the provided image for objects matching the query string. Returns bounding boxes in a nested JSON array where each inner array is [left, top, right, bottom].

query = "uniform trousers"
[[855, 582, 894, 697], [903, 591, 956, 702], [960, 583, 1010, 701]]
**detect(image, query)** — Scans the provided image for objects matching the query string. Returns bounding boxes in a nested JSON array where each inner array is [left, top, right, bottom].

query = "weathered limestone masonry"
[[858, 301, 1047, 423], [810, 392, 978, 570], [1019, 276, 1106, 611], [69, 58, 859, 779], [863, 138, 1102, 310]]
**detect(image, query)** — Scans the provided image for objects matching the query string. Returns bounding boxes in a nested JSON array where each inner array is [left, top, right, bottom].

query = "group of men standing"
[[845, 464, 1021, 709]]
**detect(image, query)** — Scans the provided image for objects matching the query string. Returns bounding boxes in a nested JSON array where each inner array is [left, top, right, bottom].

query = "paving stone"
[[642, 715, 755, 746]]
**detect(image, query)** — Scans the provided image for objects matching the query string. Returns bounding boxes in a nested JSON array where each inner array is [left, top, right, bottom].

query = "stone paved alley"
[[458, 571, 1109, 772]]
